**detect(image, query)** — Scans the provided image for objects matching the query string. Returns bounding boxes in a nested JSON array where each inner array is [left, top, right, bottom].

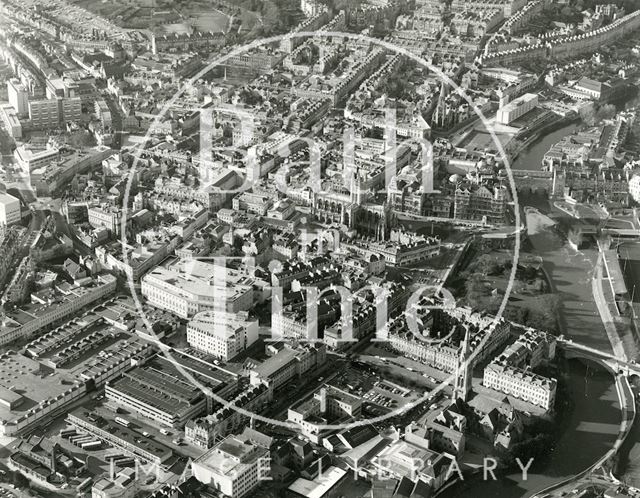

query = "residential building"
[[150, 31, 225, 55], [185, 384, 271, 449], [94, 99, 112, 128], [483, 362, 556, 411]]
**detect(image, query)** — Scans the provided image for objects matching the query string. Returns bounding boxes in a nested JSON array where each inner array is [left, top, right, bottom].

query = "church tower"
[[453, 327, 472, 402], [434, 81, 449, 129], [350, 167, 365, 206]]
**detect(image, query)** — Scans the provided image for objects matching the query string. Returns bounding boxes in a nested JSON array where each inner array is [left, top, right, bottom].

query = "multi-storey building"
[[187, 311, 259, 361], [271, 256, 332, 290], [629, 175, 640, 203], [495, 328, 557, 369], [91, 468, 139, 498], [480, 9, 640, 65], [496, 93, 538, 124], [94, 99, 112, 128], [153, 171, 238, 213], [0, 193, 21, 227], [232, 192, 273, 216], [288, 385, 362, 443], [141, 260, 255, 318], [0, 104, 22, 139], [185, 384, 271, 449], [450, 9, 504, 38], [88, 205, 122, 235], [272, 298, 340, 341], [61, 97, 82, 123], [192, 434, 270, 498], [0, 274, 117, 346], [150, 31, 225, 55], [483, 363, 556, 410], [454, 184, 507, 224], [13, 145, 59, 172], [343, 233, 441, 266], [249, 343, 327, 391], [451, 0, 527, 17], [67, 409, 173, 467], [226, 50, 283, 72], [7, 79, 28, 116], [105, 363, 207, 428], [482, 327, 557, 411], [28, 98, 60, 129]]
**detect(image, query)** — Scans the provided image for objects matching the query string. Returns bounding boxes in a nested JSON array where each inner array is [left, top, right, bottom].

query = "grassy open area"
[[448, 243, 560, 333]]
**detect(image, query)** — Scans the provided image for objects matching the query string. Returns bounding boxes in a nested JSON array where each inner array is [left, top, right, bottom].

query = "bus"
[[70, 435, 92, 445], [60, 429, 77, 439], [113, 457, 135, 467], [115, 417, 130, 428], [81, 441, 102, 450]]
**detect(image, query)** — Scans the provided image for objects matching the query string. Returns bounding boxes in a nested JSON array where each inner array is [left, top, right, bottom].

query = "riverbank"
[[438, 358, 621, 498], [511, 120, 580, 171], [438, 199, 626, 497]]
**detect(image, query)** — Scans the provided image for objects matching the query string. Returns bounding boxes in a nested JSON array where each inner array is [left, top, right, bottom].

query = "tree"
[[579, 105, 596, 126], [476, 255, 502, 276], [12, 472, 29, 489], [596, 104, 617, 122], [622, 0, 639, 13], [465, 273, 487, 306], [560, 6, 573, 18], [501, 433, 554, 468]]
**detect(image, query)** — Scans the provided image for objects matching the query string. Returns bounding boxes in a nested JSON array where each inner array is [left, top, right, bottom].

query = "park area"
[[450, 241, 561, 335]]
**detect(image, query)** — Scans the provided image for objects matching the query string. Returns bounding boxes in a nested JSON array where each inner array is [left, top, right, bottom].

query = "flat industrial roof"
[[288, 467, 347, 498], [68, 408, 173, 461]]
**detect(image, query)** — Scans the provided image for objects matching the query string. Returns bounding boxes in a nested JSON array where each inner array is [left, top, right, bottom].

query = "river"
[[511, 122, 580, 171], [440, 359, 621, 498], [619, 242, 640, 303], [441, 201, 622, 497]]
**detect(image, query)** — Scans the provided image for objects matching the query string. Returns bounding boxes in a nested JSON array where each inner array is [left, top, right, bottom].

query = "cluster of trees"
[[380, 75, 414, 101], [239, 88, 263, 106], [579, 104, 618, 126], [68, 130, 96, 149], [460, 253, 560, 334], [237, 0, 301, 37], [502, 295, 560, 335], [499, 431, 554, 469], [0, 470, 29, 490]]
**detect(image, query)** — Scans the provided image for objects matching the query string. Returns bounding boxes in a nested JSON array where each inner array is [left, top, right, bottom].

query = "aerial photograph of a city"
[[2, 0, 640, 497]]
